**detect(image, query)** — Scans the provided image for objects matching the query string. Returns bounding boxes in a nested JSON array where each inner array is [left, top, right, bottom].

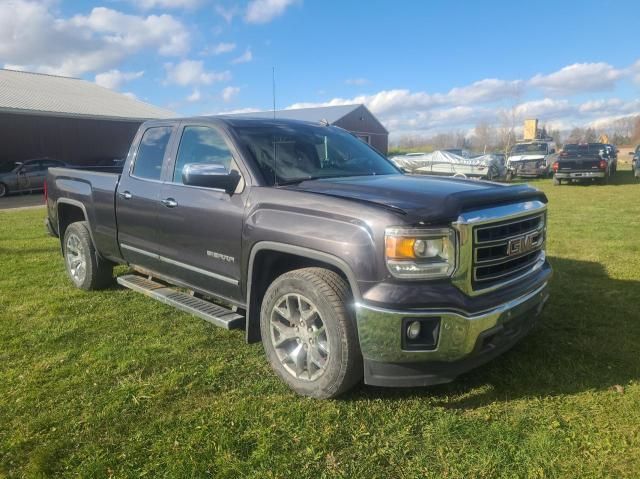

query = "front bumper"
[[355, 281, 549, 387], [555, 171, 605, 179]]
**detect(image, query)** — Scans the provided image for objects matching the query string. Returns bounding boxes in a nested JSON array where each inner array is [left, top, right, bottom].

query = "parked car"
[[628, 145, 640, 180], [0, 158, 66, 197], [506, 140, 557, 178], [45, 117, 551, 398], [552, 143, 614, 185]]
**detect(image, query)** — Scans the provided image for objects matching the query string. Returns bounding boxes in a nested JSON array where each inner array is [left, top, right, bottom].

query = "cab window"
[[173, 126, 234, 183], [132, 127, 173, 181]]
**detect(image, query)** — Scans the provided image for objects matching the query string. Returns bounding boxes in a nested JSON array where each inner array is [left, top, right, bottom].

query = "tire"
[[260, 267, 363, 399], [0, 183, 7, 198], [63, 221, 114, 290]]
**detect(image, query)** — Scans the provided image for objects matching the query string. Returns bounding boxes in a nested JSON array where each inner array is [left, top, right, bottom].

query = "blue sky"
[[1, 0, 639, 138]]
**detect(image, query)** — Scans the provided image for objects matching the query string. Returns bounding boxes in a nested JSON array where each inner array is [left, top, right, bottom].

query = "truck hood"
[[285, 174, 546, 224], [508, 154, 546, 162]]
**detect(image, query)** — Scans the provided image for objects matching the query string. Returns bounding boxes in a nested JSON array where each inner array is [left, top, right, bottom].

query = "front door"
[[157, 124, 247, 303], [116, 125, 176, 272]]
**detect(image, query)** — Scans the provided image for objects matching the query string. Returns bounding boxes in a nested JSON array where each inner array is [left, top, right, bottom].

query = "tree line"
[[391, 115, 640, 155]]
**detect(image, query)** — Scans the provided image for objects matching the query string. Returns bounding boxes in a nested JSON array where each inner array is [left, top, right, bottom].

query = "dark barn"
[[0, 69, 173, 168], [230, 104, 389, 154]]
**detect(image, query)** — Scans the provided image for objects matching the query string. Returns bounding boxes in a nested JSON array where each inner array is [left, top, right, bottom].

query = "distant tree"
[[567, 127, 585, 143], [584, 128, 597, 143], [472, 121, 496, 153]]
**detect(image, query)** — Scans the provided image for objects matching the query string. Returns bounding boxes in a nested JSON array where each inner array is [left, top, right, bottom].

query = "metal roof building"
[[0, 69, 174, 166], [229, 104, 389, 154]]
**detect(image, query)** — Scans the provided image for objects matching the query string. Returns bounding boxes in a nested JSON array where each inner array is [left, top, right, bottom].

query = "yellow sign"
[[524, 119, 538, 140]]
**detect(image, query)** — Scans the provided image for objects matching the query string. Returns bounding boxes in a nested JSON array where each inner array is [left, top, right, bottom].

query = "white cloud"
[[129, 0, 201, 9], [0, 1, 190, 77], [529, 62, 623, 95], [443, 78, 524, 105], [208, 42, 236, 55], [216, 5, 240, 23], [231, 48, 253, 64], [70, 7, 190, 57], [123, 92, 138, 100], [165, 60, 231, 86], [186, 88, 202, 102], [245, 0, 298, 24], [95, 69, 144, 90], [345, 78, 369, 86], [222, 86, 240, 102]]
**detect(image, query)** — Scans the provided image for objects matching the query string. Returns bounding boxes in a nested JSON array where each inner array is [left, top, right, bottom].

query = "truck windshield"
[[511, 143, 548, 155], [233, 123, 399, 185]]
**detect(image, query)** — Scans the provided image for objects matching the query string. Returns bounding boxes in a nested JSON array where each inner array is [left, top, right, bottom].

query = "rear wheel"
[[0, 183, 7, 197], [260, 267, 363, 398], [63, 221, 114, 290]]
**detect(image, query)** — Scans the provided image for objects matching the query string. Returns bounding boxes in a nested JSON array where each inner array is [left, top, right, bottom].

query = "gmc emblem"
[[507, 232, 542, 256]]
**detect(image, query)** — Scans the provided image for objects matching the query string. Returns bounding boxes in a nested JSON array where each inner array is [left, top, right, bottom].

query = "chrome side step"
[[116, 274, 244, 330]]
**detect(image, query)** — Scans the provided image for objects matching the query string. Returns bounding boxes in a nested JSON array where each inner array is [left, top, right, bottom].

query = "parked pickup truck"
[[506, 140, 557, 179], [45, 117, 551, 398], [552, 143, 616, 185]]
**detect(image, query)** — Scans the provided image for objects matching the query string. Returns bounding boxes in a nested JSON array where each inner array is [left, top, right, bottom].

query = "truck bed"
[[46, 167, 122, 261]]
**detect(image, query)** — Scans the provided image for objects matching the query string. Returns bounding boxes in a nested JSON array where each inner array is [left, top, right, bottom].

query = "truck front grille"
[[472, 213, 545, 289]]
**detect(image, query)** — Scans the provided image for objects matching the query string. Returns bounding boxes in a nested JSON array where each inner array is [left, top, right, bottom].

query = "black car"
[[0, 158, 66, 197]]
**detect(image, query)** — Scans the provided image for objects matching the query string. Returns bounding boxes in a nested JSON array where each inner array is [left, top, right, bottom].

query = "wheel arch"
[[245, 242, 361, 343], [56, 199, 96, 254]]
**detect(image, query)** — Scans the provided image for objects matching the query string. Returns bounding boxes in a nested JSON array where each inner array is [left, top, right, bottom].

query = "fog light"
[[406, 321, 421, 340]]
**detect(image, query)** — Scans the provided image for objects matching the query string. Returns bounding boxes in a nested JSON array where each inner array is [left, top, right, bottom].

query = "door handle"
[[118, 191, 132, 200], [161, 198, 178, 208]]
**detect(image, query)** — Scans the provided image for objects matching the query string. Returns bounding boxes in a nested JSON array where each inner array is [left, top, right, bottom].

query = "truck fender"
[[56, 198, 97, 253], [244, 241, 361, 343]]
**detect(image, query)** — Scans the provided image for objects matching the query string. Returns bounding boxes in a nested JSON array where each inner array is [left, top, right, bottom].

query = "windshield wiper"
[[276, 173, 380, 186]]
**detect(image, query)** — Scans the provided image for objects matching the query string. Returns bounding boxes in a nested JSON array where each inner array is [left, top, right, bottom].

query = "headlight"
[[385, 227, 456, 279]]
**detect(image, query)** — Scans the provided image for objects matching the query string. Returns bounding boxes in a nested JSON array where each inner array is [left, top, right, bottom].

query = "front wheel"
[[260, 268, 363, 398], [0, 183, 7, 198], [63, 221, 114, 290]]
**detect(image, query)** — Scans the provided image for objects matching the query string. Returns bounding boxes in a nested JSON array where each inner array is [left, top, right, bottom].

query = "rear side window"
[[132, 127, 173, 180], [173, 126, 233, 183]]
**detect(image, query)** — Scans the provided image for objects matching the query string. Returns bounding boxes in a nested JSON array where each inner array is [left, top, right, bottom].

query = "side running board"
[[117, 274, 244, 330]]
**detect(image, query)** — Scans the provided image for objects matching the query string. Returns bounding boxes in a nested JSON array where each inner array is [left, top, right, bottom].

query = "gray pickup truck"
[[45, 117, 551, 398]]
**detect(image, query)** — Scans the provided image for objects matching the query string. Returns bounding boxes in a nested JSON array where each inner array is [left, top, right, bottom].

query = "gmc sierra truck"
[[552, 143, 616, 185], [45, 117, 551, 398]]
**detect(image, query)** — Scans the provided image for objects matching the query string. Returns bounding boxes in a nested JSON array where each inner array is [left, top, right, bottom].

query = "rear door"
[[116, 124, 177, 271], [156, 123, 248, 303]]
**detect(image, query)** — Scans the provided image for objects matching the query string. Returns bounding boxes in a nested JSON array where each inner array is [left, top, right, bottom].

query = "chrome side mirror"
[[182, 163, 240, 194]]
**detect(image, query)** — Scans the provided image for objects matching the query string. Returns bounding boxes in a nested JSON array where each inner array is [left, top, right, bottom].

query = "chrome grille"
[[472, 213, 545, 288]]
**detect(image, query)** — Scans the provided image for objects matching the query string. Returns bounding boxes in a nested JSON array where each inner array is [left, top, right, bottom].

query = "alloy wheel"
[[65, 233, 87, 284], [269, 293, 330, 381]]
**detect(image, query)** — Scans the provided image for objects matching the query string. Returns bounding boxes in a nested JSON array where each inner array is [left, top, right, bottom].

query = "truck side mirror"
[[182, 163, 241, 194]]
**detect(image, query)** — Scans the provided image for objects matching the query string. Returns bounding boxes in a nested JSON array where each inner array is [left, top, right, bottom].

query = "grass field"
[[1, 168, 639, 478]]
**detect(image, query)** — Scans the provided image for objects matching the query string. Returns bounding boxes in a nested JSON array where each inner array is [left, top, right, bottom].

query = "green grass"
[[1, 169, 639, 478]]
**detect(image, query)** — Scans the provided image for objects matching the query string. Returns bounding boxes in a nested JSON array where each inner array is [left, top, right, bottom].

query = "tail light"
[[552, 161, 559, 172], [598, 160, 608, 170], [43, 179, 48, 204]]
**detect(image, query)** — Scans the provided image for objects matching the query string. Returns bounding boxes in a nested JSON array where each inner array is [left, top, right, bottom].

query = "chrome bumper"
[[355, 281, 549, 364], [555, 171, 605, 179]]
